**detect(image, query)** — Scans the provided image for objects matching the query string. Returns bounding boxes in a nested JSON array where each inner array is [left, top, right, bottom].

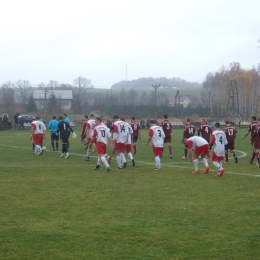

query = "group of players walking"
[[30, 112, 260, 176]]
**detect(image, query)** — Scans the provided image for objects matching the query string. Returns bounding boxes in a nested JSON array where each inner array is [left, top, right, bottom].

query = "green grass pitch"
[[0, 127, 259, 260]]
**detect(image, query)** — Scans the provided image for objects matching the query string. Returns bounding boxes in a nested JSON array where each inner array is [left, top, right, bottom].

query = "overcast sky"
[[0, 0, 259, 88]]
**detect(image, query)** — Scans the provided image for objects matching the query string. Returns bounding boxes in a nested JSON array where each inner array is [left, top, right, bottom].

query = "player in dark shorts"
[[254, 119, 260, 167], [243, 116, 259, 164], [182, 118, 195, 159], [81, 115, 88, 149], [197, 119, 212, 159], [224, 120, 238, 163], [48, 116, 59, 151], [130, 116, 141, 155], [160, 114, 173, 158]]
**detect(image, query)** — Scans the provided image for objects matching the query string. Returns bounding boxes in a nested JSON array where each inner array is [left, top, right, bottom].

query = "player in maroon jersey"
[[130, 116, 141, 155], [182, 118, 195, 159], [224, 120, 238, 163], [197, 119, 212, 159], [243, 116, 259, 164], [160, 114, 173, 158], [254, 118, 260, 167]]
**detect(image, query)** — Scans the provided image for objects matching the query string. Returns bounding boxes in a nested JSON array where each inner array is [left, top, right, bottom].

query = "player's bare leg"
[[167, 142, 173, 158], [133, 142, 137, 155], [230, 149, 238, 163], [249, 149, 256, 164]]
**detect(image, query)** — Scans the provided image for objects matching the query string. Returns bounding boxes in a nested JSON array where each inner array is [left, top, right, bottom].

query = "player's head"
[[214, 122, 221, 129], [63, 113, 67, 118], [131, 116, 135, 121], [187, 118, 191, 123], [182, 138, 187, 144], [35, 115, 40, 120], [113, 115, 119, 121], [84, 115, 88, 119], [251, 116, 257, 122], [90, 113, 94, 118], [120, 117, 125, 122], [225, 120, 230, 125], [163, 114, 168, 119], [150, 120, 156, 125], [201, 119, 206, 125], [52, 116, 56, 119], [95, 117, 102, 124], [59, 115, 63, 121]]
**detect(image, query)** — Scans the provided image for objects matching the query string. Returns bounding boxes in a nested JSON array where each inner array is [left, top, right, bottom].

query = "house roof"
[[33, 90, 73, 100], [180, 96, 189, 102]]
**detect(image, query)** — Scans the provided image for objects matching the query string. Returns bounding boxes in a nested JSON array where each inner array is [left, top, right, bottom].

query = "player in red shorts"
[[243, 116, 259, 164], [130, 116, 141, 155], [146, 120, 165, 170], [224, 120, 238, 163], [113, 115, 128, 169], [182, 118, 195, 159], [91, 117, 113, 172], [160, 114, 173, 158], [210, 122, 228, 177], [31, 115, 46, 155], [182, 136, 210, 174], [197, 119, 212, 159]]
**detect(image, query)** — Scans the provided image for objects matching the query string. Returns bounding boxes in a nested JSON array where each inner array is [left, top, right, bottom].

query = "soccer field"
[[0, 127, 259, 260]]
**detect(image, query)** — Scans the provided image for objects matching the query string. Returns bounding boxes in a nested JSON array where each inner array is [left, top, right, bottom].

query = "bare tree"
[[73, 76, 92, 113], [47, 80, 59, 89], [15, 80, 32, 104], [0, 81, 15, 113]]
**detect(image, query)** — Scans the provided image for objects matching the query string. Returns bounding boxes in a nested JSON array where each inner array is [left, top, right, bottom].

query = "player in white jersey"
[[91, 117, 113, 172], [113, 115, 128, 169], [121, 118, 135, 166], [146, 120, 165, 170], [210, 122, 228, 177], [85, 114, 96, 161], [182, 136, 210, 174], [31, 115, 46, 155]]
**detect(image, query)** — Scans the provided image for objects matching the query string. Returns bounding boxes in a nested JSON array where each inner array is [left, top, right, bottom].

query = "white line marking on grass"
[[1, 144, 260, 177]]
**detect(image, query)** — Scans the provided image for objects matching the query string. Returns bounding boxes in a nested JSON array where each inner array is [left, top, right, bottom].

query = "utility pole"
[[227, 80, 239, 115], [151, 84, 160, 118], [44, 88, 48, 119]]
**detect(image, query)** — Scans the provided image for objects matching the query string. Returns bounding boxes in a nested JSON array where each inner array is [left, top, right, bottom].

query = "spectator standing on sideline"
[[14, 112, 20, 129]]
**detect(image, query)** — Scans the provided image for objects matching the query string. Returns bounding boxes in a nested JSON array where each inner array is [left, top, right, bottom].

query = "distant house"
[[33, 90, 73, 111], [169, 95, 191, 108]]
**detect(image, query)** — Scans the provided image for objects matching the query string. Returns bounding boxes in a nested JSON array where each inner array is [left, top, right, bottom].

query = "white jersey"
[[93, 124, 111, 145], [126, 122, 133, 145], [113, 120, 128, 143], [212, 130, 228, 157], [87, 119, 96, 138], [149, 125, 165, 147], [31, 120, 46, 134], [187, 136, 208, 150]]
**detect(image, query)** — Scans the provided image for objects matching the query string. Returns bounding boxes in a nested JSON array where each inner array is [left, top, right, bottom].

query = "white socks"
[[128, 153, 133, 160], [155, 156, 161, 168], [202, 158, 208, 167], [213, 161, 222, 172], [193, 159, 199, 170], [101, 156, 109, 167]]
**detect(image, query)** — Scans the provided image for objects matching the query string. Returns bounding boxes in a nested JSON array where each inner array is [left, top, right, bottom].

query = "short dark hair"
[[113, 115, 119, 119], [35, 115, 40, 120], [215, 122, 220, 128], [187, 118, 191, 122], [225, 120, 230, 124], [52, 116, 56, 119], [201, 118, 206, 123], [252, 116, 257, 121], [150, 120, 155, 124], [120, 117, 125, 122], [63, 113, 67, 117], [90, 113, 94, 117], [59, 116, 63, 120], [131, 116, 135, 120], [163, 114, 168, 119], [96, 117, 101, 122], [84, 115, 88, 119]]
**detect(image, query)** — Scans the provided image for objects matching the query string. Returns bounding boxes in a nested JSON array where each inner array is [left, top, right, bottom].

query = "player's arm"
[[209, 134, 215, 150], [186, 140, 193, 161], [146, 129, 153, 146]]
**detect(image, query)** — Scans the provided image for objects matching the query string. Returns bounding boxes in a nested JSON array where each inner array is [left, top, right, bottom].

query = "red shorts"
[[124, 144, 132, 153], [152, 144, 163, 157], [115, 142, 125, 151], [88, 137, 96, 144], [212, 152, 225, 162], [96, 142, 107, 155], [164, 135, 172, 143], [33, 134, 44, 145], [195, 144, 209, 155]]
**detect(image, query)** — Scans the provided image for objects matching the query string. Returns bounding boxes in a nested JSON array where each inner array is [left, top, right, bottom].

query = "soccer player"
[[81, 115, 88, 149], [197, 119, 212, 159], [57, 115, 75, 158], [224, 120, 238, 163], [130, 116, 141, 155], [92, 117, 113, 172], [254, 119, 260, 167], [182, 136, 210, 174], [48, 116, 59, 151], [113, 115, 128, 169], [160, 114, 173, 158], [243, 116, 259, 164], [146, 120, 165, 170], [123, 118, 135, 166], [85, 114, 96, 161], [210, 122, 228, 177], [182, 118, 195, 159], [31, 115, 46, 155], [63, 113, 71, 150]]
